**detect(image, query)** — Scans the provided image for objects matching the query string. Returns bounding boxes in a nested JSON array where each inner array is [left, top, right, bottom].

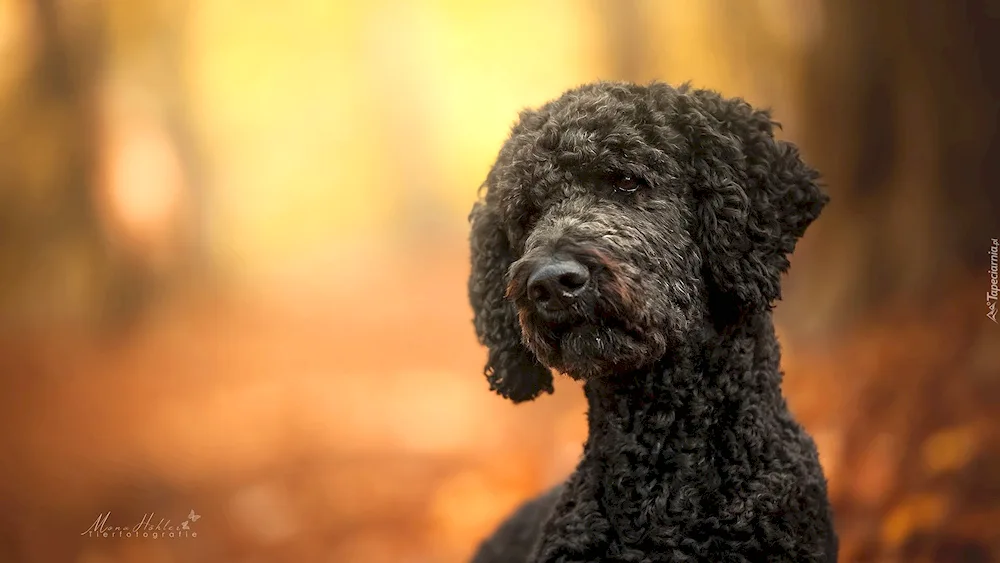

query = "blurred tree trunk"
[[0, 0, 206, 334], [791, 0, 1000, 336], [598, 0, 646, 82], [790, 1, 1000, 560], [0, 0, 129, 330]]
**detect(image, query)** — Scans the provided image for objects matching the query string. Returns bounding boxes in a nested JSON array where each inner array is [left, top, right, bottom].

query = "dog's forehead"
[[525, 88, 650, 139], [484, 84, 695, 228], [494, 132, 680, 209], [506, 88, 681, 172]]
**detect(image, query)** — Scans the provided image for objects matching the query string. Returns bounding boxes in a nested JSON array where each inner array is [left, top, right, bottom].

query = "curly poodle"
[[466, 81, 837, 562]]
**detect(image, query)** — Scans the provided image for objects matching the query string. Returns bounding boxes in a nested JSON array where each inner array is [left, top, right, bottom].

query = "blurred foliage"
[[0, 0, 997, 562]]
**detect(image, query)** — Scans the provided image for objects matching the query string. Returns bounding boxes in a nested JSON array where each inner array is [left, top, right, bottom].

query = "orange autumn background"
[[0, 1, 998, 562]]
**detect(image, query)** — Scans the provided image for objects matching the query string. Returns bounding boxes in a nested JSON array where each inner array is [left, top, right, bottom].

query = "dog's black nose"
[[527, 259, 590, 309]]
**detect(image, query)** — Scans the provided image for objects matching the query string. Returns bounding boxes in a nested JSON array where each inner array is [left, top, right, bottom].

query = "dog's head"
[[469, 82, 827, 402]]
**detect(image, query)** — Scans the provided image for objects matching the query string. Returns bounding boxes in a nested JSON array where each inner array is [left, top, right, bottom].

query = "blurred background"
[[0, 0, 997, 561]]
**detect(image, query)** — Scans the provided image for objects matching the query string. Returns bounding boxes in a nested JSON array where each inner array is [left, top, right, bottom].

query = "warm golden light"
[[0, 1, 995, 562]]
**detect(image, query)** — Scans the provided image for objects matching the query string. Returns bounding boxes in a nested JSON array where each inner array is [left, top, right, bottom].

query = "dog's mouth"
[[518, 310, 659, 380], [516, 307, 575, 345]]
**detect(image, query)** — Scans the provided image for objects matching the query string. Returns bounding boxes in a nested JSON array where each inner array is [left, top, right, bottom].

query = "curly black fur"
[[467, 82, 837, 562]]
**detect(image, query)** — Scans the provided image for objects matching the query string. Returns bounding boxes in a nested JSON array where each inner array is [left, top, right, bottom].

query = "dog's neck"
[[578, 310, 790, 538], [585, 310, 785, 432]]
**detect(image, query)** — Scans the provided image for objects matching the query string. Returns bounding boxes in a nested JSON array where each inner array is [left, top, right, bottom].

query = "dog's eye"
[[614, 175, 643, 193]]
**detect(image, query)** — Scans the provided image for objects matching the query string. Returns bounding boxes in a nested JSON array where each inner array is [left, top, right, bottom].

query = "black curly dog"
[[467, 82, 837, 562]]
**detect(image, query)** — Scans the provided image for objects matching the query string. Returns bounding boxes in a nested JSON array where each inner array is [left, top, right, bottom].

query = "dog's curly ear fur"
[[677, 86, 828, 319], [468, 194, 553, 403]]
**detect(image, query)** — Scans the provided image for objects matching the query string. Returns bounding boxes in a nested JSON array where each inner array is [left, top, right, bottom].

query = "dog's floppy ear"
[[678, 86, 828, 318], [468, 189, 553, 403]]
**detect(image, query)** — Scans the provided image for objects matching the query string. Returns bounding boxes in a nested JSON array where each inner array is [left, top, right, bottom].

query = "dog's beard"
[[519, 314, 668, 380]]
